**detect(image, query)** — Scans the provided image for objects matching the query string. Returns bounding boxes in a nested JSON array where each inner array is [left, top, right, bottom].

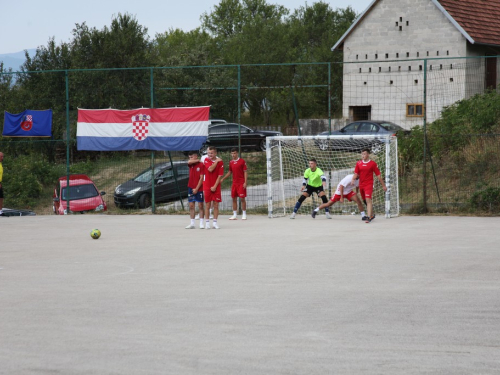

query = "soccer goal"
[[266, 135, 399, 218]]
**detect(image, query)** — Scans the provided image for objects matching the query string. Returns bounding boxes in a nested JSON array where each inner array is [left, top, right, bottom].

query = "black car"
[[316, 120, 408, 153], [114, 161, 189, 208], [200, 123, 283, 153]]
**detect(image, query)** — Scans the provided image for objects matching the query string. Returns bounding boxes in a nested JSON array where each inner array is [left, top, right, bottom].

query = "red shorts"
[[330, 191, 356, 203], [231, 184, 247, 198], [359, 184, 373, 199], [204, 189, 222, 203]]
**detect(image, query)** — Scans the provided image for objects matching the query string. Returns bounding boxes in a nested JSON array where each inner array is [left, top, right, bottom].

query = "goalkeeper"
[[290, 158, 330, 219], [311, 174, 365, 219]]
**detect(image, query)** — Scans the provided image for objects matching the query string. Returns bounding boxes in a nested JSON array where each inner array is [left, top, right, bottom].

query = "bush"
[[469, 187, 500, 213]]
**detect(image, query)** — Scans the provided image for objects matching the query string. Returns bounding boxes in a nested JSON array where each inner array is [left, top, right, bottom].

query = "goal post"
[[266, 135, 399, 218]]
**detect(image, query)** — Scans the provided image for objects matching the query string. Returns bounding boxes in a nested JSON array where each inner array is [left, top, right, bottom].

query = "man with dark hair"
[[221, 148, 248, 220], [352, 148, 387, 223], [290, 158, 330, 219], [202, 146, 224, 229], [185, 151, 205, 229], [0, 152, 4, 216]]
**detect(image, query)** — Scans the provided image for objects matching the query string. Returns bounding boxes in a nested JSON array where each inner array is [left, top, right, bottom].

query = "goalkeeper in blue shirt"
[[290, 158, 331, 219]]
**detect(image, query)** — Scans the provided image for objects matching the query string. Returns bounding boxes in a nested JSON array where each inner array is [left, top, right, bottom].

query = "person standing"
[[185, 151, 205, 229], [290, 158, 330, 219], [221, 148, 248, 220], [202, 146, 224, 229], [352, 148, 387, 223], [0, 152, 4, 216], [311, 174, 365, 218]]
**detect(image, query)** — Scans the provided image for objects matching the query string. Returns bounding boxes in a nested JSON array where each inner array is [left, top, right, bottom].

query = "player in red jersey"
[[221, 148, 248, 220], [202, 146, 224, 229], [352, 148, 387, 223], [185, 151, 205, 229]]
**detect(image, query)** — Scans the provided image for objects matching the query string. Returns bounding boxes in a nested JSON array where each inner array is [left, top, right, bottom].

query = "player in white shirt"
[[311, 174, 365, 218]]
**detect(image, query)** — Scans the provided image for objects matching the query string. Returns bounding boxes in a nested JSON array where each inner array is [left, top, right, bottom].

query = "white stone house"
[[331, 0, 500, 129]]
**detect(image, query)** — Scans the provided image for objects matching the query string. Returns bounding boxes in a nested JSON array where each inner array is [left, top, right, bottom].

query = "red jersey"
[[202, 156, 224, 190], [188, 162, 204, 189], [354, 159, 381, 186], [229, 158, 247, 185]]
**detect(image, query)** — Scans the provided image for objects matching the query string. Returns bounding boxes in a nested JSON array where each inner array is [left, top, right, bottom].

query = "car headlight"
[[115, 185, 122, 194], [123, 187, 141, 196], [95, 204, 104, 212]]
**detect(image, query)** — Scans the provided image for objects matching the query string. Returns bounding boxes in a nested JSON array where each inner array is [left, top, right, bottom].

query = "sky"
[[0, 0, 373, 54]]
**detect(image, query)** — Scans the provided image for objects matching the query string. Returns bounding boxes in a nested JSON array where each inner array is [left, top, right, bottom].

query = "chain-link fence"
[[1, 56, 499, 215]]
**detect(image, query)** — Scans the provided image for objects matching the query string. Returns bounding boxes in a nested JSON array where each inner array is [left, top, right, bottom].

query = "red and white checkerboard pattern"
[[132, 121, 149, 141]]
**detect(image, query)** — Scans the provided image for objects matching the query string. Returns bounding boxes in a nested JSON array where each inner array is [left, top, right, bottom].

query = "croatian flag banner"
[[77, 106, 210, 151], [3, 109, 53, 137]]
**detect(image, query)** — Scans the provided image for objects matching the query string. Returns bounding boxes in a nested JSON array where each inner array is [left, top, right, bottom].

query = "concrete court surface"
[[0, 214, 499, 375]]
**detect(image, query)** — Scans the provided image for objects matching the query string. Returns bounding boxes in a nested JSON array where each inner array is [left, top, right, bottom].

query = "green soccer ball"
[[90, 229, 101, 239]]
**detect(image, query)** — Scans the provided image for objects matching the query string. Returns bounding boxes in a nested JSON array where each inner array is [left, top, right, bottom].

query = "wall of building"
[[341, 0, 470, 129]]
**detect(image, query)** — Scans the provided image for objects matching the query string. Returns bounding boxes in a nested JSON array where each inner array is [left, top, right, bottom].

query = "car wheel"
[[318, 140, 329, 151], [371, 142, 382, 154], [259, 139, 267, 151], [138, 193, 152, 209]]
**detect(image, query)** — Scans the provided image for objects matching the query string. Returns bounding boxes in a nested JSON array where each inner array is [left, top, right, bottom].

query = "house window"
[[356, 54, 359, 60], [386, 53, 389, 58], [389, 67, 391, 72], [447, 50, 449, 55], [437, 51, 439, 56], [427, 51, 429, 56], [379, 67, 382, 72], [375, 54, 378, 59], [369, 68, 372, 72], [400, 17, 402, 22], [396, 53, 399, 58], [406, 52, 410, 57], [399, 26, 402, 31], [408, 66, 411, 71], [396, 22, 399, 26], [419, 65, 423, 71], [407, 104, 424, 117], [417, 52, 419, 57], [450, 78, 454, 82], [366, 54, 368, 59], [398, 66, 401, 71], [359, 68, 362, 73], [406, 21, 409, 26], [390, 80, 393, 84]]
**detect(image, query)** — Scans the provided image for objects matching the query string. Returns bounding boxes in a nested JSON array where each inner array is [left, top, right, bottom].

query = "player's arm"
[[351, 173, 359, 184], [321, 173, 327, 189], [208, 157, 222, 172], [221, 170, 232, 183], [339, 184, 345, 203], [301, 170, 308, 191], [376, 174, 387, 192], [194, 174, 203, 193], [187, 158, 200, 165], [243, 170, 248, 188], [211, 175, 223, 192]]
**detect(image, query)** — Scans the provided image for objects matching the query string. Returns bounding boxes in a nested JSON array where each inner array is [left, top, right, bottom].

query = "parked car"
[[53, 174, 107, 215], [114, 161, 189, 209], [200, 123, 283, 153], [316, 120, 408, 153]]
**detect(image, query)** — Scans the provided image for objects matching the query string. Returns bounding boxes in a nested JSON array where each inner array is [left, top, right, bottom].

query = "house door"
[[485, 56, 497, 90], [349, 106, 371, 121]]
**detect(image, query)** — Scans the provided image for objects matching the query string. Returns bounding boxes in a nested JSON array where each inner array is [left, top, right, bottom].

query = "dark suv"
[[200, 123, 282, 153]]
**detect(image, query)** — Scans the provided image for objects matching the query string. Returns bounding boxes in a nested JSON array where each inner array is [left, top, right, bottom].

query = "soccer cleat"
[[290, 212, 296, 219], [364, 217, 371, 223], [311, 210, 317, 219], [242, 213, 247, 220], [361, 216, 369, 221], [229, 215, 237, 220], [325, 212, 332, 219], [205, 224, 211, 230], [185, 224, 195, 229], [213, 222, 220, 229], [370, 214, 376, 221]]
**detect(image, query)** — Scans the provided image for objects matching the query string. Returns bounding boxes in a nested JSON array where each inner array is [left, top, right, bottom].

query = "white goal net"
[[266, 135, 399, 218]]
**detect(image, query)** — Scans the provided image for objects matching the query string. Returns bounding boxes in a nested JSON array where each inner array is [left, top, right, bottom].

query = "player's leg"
[[312, 194, 336, 218], [229, 195, 238, 220], [204, 194, 212, 229], [241, 197, 247, 220], [212, 201, 220, 229], [318, 191, 331, 218], [291, 191, 309, 218], [197, 199, 205, 228], [186, 188, 196, 229]]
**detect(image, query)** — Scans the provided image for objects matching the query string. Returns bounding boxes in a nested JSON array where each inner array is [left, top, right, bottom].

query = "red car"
[[53, 174, 107, 215]]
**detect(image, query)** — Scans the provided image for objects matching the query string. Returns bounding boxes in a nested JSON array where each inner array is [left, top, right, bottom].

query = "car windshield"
[[62, 184, 99, 200], [378, 122, 403, 131], [134, 166, 167, 183]]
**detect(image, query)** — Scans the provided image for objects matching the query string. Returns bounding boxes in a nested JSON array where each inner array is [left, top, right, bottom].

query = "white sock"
[[233, 211, 237, 216], [205, 219, 210, 224], [361, 211, 366, 217], [314, 207, 319, 212], [190, 219, 195, 225], [242, 210, 246, 215], [213, 219, 217, 224]]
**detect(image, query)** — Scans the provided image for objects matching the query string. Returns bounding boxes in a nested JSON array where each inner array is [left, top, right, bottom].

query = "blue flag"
[[3, 110, 52, 137]]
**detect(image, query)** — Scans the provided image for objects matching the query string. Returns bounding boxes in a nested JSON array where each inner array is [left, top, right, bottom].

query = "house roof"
[[332, 0, 500, 51]]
